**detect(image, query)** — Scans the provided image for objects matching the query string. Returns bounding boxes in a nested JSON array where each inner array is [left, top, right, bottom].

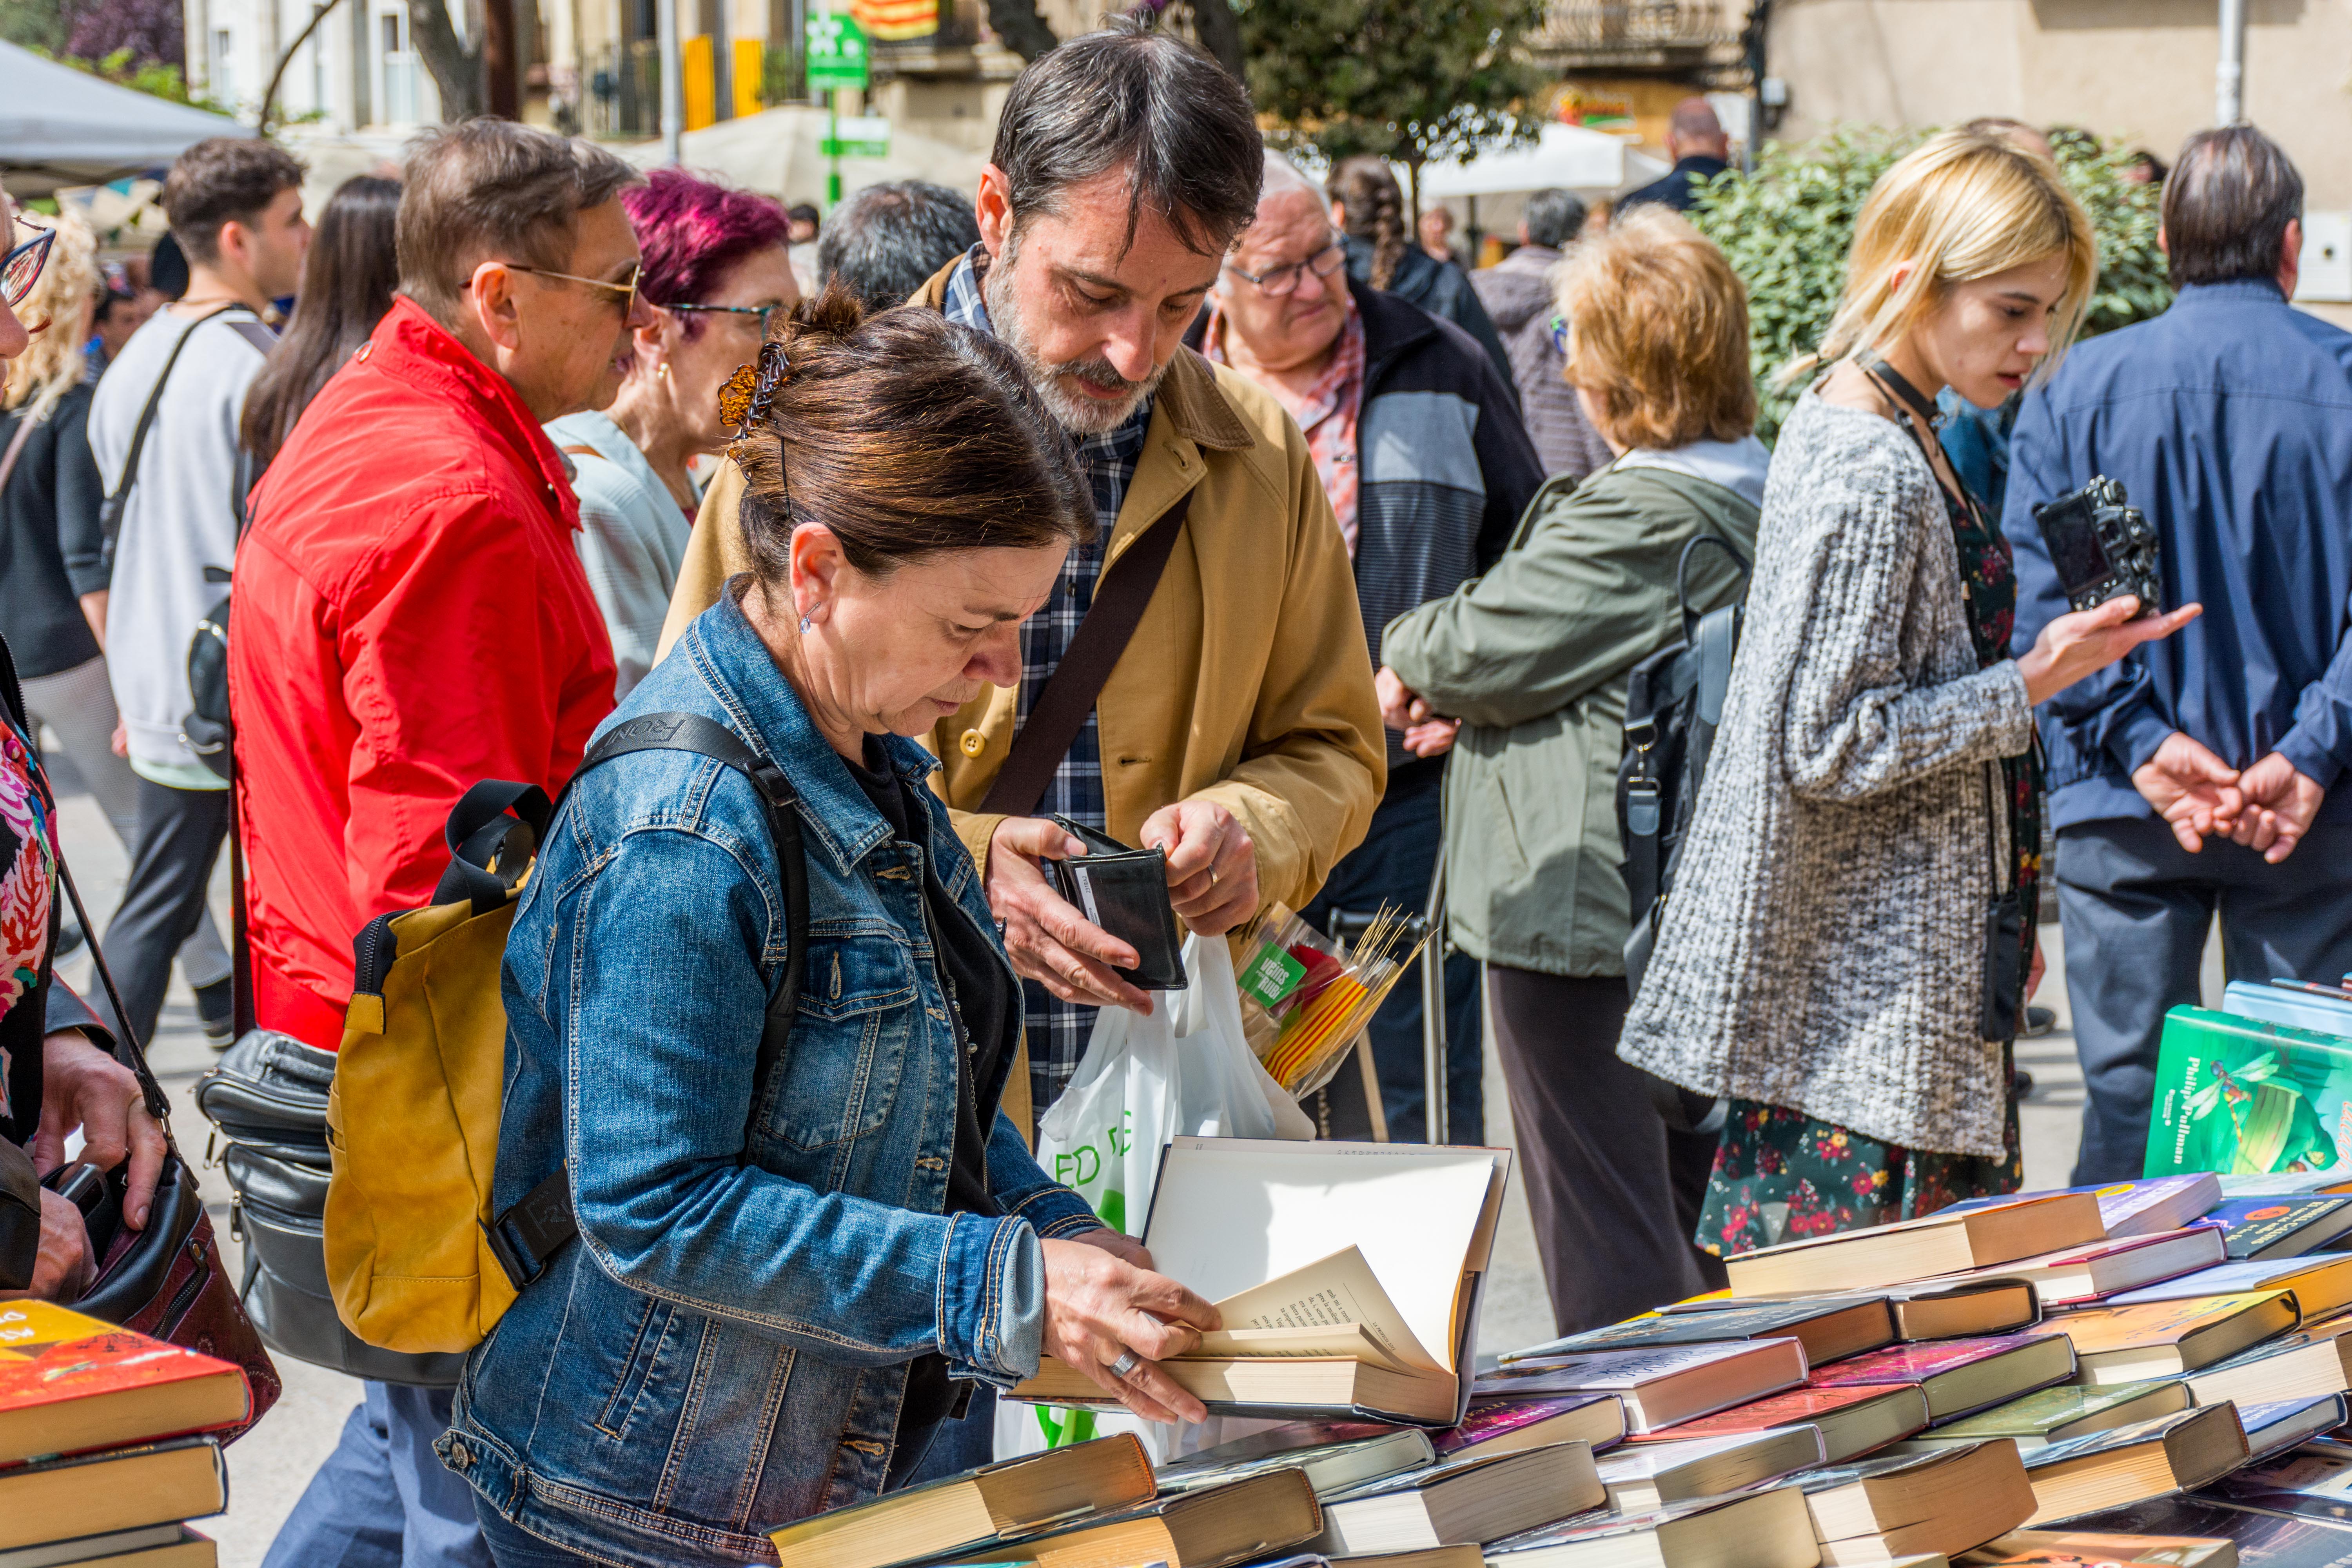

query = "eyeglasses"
[[1548, 314, 1570, 357], [668, 302, 786, 332], [497, 261, 642, 315], [1225, 241, 1347, 298], [2, 222, 55, 309]]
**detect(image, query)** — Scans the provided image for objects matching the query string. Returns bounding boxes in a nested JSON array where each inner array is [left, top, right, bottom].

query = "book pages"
[[1200, 1246, 1442, 1374], [1143, 1143, 1506, 1376]]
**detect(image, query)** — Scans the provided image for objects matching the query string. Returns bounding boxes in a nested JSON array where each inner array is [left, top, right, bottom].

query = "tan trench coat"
[[654, 262, 1387, 1127]]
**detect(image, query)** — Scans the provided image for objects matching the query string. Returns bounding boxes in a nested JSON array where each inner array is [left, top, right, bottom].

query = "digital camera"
[[2031, 475, 2161, 619]]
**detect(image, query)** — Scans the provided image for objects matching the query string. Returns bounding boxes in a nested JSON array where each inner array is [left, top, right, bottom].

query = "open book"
[[1012, 1138, 1512, 1425]]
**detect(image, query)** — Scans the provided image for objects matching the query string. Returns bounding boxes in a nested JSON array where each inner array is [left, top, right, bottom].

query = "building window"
[[211, 27, 236, 103], [380, 10, 419, 125]]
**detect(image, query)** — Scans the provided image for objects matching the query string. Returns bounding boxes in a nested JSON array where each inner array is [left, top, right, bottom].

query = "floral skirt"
[[1695, 1076, 2023, 1259]]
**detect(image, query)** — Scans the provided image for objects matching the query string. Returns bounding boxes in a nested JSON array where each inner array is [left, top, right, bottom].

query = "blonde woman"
[[1617, 130, 2200, 1253], [0, 211, 232, 996], [1383, 209, 1764, 1331]]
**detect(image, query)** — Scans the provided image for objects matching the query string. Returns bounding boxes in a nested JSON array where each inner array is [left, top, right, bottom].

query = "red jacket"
[[230, 299, 615, 1051]]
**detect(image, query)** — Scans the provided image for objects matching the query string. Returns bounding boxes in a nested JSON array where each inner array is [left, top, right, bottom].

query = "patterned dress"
[[1695, 419, 2039, 1258]]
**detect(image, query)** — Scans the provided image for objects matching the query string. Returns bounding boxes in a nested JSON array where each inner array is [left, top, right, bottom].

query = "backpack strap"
[[96, 305, 247, 560], [481, 711, 809, 1292]]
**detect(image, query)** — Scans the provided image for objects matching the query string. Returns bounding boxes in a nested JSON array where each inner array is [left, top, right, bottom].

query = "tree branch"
[[259, 0, 348, 131], [985, 0, 1057, 61], [406, 0, 485, 119], [1187, 0, 1242, 79]]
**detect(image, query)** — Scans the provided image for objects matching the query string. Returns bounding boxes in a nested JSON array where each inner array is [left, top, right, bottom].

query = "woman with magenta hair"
[[549, 167, 800, 696]]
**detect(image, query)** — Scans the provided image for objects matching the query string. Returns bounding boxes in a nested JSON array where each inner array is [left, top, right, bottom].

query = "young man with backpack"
[[87, 137, 307, 1051], [231, 120, 639, 1567]]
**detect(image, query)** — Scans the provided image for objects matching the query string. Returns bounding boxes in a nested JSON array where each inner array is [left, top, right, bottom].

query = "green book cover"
[[2146, 1006, 2352, 1179], [1924, 1379, 2186, 1442]]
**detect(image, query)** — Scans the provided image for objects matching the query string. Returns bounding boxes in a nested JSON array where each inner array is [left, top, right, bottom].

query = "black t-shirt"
[[841, 738, 1018, 1435]]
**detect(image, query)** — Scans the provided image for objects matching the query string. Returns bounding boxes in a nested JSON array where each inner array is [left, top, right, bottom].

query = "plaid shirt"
[[942, 247, 1155, 1114]]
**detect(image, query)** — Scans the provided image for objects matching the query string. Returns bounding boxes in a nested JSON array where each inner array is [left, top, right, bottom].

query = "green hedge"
[[1684, 127, 2171, 443]]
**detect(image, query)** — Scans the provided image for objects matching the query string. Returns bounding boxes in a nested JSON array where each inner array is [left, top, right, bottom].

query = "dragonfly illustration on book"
[[2185, 1052, 2339, 1174]]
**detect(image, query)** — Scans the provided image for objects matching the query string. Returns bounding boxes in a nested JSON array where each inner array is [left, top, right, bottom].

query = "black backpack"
[[1616, 534, 1751, 997]]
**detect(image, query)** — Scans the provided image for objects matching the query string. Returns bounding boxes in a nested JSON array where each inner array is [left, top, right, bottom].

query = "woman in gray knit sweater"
[[1617, 130, 2200, 1256]]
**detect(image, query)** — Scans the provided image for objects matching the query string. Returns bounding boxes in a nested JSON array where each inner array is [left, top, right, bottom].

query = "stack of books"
[[0, 1302, 251, 1566], [755, 1071, 2352, 1568]]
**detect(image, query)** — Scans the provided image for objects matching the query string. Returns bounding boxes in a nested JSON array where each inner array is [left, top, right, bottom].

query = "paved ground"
[[40, 739, 2225, 1564]]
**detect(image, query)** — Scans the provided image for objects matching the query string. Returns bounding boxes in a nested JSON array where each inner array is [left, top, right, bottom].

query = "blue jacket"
[[2004, 280, 2352, 829], [448, 590, 1102, 1565]]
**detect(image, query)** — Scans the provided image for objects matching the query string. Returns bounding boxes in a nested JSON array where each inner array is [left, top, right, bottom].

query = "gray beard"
[[982, 248, 1168, 436]]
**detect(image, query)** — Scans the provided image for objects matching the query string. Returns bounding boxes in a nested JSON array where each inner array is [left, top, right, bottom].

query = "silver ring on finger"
[[1109, 1348, 1142, 1380]]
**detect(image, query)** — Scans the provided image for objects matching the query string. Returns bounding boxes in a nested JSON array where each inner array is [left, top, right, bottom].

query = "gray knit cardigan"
[[1615, 392, 2034, 1159]]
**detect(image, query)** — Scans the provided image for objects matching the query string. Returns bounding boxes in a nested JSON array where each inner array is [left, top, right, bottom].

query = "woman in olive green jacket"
[[1380, 209, 1763, 1334]]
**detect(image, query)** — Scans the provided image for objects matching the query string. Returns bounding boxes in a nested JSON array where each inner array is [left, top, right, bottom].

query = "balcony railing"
[[1528, 1, 1750, 73]]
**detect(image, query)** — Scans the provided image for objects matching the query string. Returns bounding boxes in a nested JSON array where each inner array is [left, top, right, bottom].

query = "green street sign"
[[821, 114, 891, 158], [804, 12, 869, 89]]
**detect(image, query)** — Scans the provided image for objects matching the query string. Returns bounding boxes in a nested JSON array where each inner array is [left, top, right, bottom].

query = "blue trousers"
[[1302, 759, 1483, 1145], [263, 1381, 490, 1568], [2058, 816, 2352, 1183]]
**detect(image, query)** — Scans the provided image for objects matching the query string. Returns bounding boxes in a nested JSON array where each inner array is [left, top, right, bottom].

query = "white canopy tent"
[[1413, 122, 1670, 200], [0, 40, 254, 197], [617, 106, 987, 204]]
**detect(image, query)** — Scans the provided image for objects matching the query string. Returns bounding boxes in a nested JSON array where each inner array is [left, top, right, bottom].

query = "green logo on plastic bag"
[[1240, 945, 1305, 1009]]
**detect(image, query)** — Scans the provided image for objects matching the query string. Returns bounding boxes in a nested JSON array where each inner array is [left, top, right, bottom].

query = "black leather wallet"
[[1048, 815, 1189, 991]]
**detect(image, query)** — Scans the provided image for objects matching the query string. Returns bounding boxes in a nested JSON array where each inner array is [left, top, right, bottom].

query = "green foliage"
[[78, 47, 231, 114], [1686, 126, 2172, 442], [0, 0, 65, 54], [1236, 0, 1546, 197]]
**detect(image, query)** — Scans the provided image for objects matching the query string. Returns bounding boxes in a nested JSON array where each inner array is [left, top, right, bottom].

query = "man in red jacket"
[[231, 120, 645, 1567]]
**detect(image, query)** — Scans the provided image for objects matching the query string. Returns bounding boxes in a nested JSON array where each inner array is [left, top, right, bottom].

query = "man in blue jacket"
[[2005, 125, 2352, 1184]]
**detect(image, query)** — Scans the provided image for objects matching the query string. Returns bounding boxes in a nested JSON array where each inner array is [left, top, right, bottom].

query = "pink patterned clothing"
[[0, 709, 56, 1124], [1203, 298, 1367, 555]]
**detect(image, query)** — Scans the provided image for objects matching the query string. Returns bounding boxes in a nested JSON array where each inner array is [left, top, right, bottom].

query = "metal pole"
[[658, 0, 682, 163], [2217, 0, 2245, 125], [1421, 846, 1448, 1146], [828, 86, 842, 206]]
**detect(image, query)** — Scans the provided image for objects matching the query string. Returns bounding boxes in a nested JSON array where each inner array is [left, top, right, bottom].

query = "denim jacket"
[[446, 590, 1103, 1565]]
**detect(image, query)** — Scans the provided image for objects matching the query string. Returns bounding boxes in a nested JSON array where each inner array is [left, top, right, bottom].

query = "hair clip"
[[718, 341, 793, 436]]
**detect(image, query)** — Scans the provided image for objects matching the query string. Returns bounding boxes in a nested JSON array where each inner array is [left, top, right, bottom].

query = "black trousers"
[[1488, 966, 1720, 1336], [98, 776, 230, 1048], [2058, 815, 2352, 1184]]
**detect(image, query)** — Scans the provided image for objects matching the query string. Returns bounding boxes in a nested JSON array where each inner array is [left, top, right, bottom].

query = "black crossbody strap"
[[483, 711, 809, 1292], [978, 491, 1193, 818], [98, 305, 244, 548]]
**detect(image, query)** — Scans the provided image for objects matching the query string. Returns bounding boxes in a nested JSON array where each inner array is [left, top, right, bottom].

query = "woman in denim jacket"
[[448, 293, 1220, 1567]]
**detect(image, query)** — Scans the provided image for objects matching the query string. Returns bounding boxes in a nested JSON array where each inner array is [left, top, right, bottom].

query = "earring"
[[656, 361, 671, 381], [798, 614, 813, 635]]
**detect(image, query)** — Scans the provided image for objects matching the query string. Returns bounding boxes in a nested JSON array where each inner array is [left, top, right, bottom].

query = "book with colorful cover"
[[2222, 1171, 2352, 1198], [1809, 1333, 2077, 1421], [1909, 1381, 2192, 1451], [2205, 1198, 2352, 1260], [2042, 1292, 2299, 1382], [1503, 1297, 1895, 1368], [1432, 1393, 1625, 1457], [2146, 1007, 2352, 1179], [2224, 981, 2352, 1042], [2107, 1256, 2352, 1318], [0, 1301, 250, 1466], [1619, 1382, 1929, 1463], [1945, 1177, 2223, 1238], [2238, 1394, 2350, 1465]]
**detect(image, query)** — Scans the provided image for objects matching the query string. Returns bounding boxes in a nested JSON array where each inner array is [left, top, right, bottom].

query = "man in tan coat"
[[657, 22, 1384, 1142]]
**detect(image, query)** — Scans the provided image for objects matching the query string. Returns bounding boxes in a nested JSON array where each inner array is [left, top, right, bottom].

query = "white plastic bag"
[[1002, 933, 1312, 1461]]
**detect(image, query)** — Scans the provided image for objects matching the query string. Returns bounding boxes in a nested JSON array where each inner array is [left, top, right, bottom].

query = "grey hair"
[[989, 13, 1263, 258], [1521, 188, 1588, 250], [815, 180, 982, 311], [1258, 151, 1332, 220]]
